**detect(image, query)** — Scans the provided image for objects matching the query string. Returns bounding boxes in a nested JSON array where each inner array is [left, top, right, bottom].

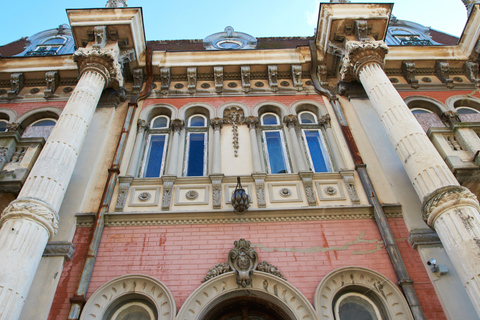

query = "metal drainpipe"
[[309, 42, 426, 320], [67, 46, 154, 320]]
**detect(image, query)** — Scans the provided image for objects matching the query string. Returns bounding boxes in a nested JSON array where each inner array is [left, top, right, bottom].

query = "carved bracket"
[[43, 241, 75, 260], [464, 61, 480, 87], [214, 67, 224, 93], [92, 26, 107, 51], [115, 176, 134, 212], [160, 67, 171, 94], [132, 68, 144, 94], [299, 171, 316, 206], [401, 62, 419, 89], [435, 61, 454, 89], [291, 65, 303, 91], [283, 115, 298, 130], [161, 176, 177, 211], [252, 173, 266, 208], [241, 66, 251, 92], [44, 71, 59, 99], [210, 174, 224, 209], [341, 172, 360, 204], [187, 67, 197, 94], [318, 64, 329, 87], [354, 20, 369, 41], [7, 73, 24, 99], [268, 65, 278, 92]]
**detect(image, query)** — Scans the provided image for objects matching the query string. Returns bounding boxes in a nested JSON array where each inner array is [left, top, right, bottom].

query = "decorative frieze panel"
[[44, 71, 59, 99], [174, 186, 209, 206], [316, 181, 346, 201], [128, 186, 160, 207], [268, 183, 303, 203]]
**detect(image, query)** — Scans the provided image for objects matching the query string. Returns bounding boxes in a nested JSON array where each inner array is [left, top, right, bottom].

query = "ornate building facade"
[[1, 1, 480, 320]]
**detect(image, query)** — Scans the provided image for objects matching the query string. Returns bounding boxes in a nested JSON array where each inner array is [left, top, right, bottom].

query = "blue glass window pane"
[[265, 131, 288, 174], [43, 38, 65, 45], [190, 116, 205, 127], [152, 116, 168, 128], [0, 122, 7, 132], [186, 133, 206, 176], [262, 114, 279, 125], [32, 119, 56, 127], [144, 135, 166, 177], [300, 113, 316, 124], [305, 130, 330, 172]]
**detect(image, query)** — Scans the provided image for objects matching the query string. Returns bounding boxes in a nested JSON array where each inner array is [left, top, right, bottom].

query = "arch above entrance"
[[176, 271, 316, 320]]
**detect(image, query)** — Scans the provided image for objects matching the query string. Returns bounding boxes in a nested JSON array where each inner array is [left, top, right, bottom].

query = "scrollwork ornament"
[[228, 238, 259, 287], [201, 263, 232, 283], [422, 186, 479, 226], [257, 261, 287, 280]]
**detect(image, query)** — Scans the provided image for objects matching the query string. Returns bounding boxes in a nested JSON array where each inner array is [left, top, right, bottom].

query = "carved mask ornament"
[[228, 238, 259, 287]]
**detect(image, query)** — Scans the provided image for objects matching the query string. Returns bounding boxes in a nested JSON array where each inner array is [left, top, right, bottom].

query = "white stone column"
[[0, 45, 122, 320], [211, 118, 223, 174], [284, 115, 307, 172], [343, 40, 480, 316], [126, 119, 149, 177], [246, 117, 262, 173], [166, 119, 184, 176], [455, 127, 480, 165]]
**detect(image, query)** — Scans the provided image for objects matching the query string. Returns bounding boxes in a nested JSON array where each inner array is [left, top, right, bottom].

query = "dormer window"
[[203, 26, 257, 50], [25, 36, 67, 56]]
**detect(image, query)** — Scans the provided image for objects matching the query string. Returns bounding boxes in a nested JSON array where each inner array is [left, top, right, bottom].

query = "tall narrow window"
[[184, 114, 208, 176], [299, 111, 332, 172], [141, 115, 169, 178], [261, 112, 290, 174]]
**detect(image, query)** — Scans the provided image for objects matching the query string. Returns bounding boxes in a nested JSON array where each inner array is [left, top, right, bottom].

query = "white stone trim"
[[176, 271, 316, 320], [251, 101, 289, 117], [314, 267, 413, 320], [80, 274, 176, 320], [289, 99, 329, 117]]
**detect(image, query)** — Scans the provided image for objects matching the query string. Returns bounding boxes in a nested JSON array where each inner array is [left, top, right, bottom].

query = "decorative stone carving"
[[214, 66, 223, 93], [402, 61, 419, 89], [340, 41, 389, 82], [257, 261, 286, 280], [73, 45, 124, 89], [138, 192, 152, 202], [423, 186, 479, 226], [299, 171, 316, 206], [115, 176, 134, 212], [185, 190, 199, 201], [187, 67, 197, 94], [161, 176, 176, 211], [464, 61, 480, 87], [324, 186, 337, 195], [202, 263, 232, 283], [44, 71, 59, 99], [241, 66, 251, 92], [245, 116, 258, 130], [92, 26, 107, 50], [43, 241, 75, 260], [435, 61, 454, 89], [283, 115, 298, 129], [10, 147, 25, 163], [119, 48, 136, 63], [6, 122, 20, 132], [7, 73, 24, 99], [210, 174, 224, 209], [1, 198, 59, 238], [291, 65, 303, 91], [408, 228, 441, 249], [252, 173, 266, 208], [105, 0, 128, 7], [342, 173, 360, 204], [268, 65, 278, 92], [160, 67, 171, 94], [170, 119, 185, 134], [279, 188, 292, 198], [210, 118, 223, 132], [319, 114, 331, 128], [318, 64, 329, 87], [132, 68, 144, 93], [223, 106, 245, 157], [0, 147, 9, 165], [355, 20, 369, 41], [228, 238, 259, 287]]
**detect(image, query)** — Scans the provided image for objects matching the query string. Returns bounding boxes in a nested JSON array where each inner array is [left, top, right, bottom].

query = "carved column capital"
[[211, 118, 223, 131], [137, 119, 149, 133], [283, 115, 298, 129], [422, 186, 480, 227], [340, 41, 389, 82], [170, 119, 184, 134], [0, 197, 59, 239], [73, 44, 124, 89], [246, 116, 259, 130]]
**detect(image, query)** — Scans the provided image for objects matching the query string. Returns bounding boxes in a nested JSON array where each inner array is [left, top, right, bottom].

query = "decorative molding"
[[128, 186, 160, 207], [174, 185, 209, 206], [435, 61, 454, 89], [187, 67, 197, 94], [160, 67, 171, 94], [291, 65, 303, 91], [161, 176, 176, 211], [341, 172, 360, 204], [241, 66, 251, 92], [132, 68, 144, 93], [8, 73, 24, 99], [43, 241, 74, 260], [464, 61, 480, 87], [340, 41, 389, 82], [92, 26, 107, 51], [170, 119, 185, 134], [210, 118, 223, 132], [223, 106, 245, 158], [79, 275, 176, 320], [185, 190, 199, 200], [279, 187, 292, 198], [257, 261, 286, 280], [105, 0, 128, 8], [44, 71, 59, 99], [138, 192, 151, 202], [268, 183, 303, 203], [115, 176, 134, 212], [245, 116, 259, 130], [268, 65, 278, 92], [318, 64, 329, 87], [401, 62, 419, 89], [137, 119, 149, 134], [210, 174, 224, 209], [316, 181, 346, 201], [252, 173, 267, 208], [202, 263, 231, 283], [214, 66, 224, 93], [408, 228, 441, 249], [324, 186, 337, 195], [228, 238, 259, 287], [299, 171, 316, 206]]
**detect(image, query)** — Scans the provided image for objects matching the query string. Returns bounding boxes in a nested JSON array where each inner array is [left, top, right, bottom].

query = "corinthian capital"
[[73, 43, 124, 89], [340, 41, 389, 82]]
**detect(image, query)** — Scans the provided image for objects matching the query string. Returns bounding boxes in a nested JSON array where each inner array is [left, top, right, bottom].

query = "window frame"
[[298, 111, 318, 125], [456, 106, 480, 114], [334, 292, 383, 320], [301, 128, 333, 173], [183, 114, 209, 177], [260, 112, 291, 174], [139, 116, 170, 178]]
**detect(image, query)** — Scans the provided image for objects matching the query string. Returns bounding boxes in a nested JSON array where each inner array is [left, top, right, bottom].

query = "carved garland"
[[223, 106, 245, 157]]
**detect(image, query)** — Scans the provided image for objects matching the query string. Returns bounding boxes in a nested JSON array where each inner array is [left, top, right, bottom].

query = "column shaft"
[[126, 121, 147, 177], [248, 124, 262, 173], [287, 125, 307, 171], [212, 127, 221, 174], [166, 126, 181, 176]]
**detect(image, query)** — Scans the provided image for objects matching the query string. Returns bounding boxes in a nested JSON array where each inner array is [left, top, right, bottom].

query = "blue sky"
[[0, 0, 469, 46]]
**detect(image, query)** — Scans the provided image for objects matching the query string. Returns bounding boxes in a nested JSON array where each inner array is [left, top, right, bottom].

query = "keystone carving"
[[291, 65, 303, 91], [7, 73, 24, 99], [241, 66, 251, 92], [340, 41, 389, 82], [401, 62, 419, 89], [268, 65, 278, 92], [214, 67, 224, 93], [73, 44, 124, 89], [132, 68, 144, 93], [1, 198, 59, 238], [435, 61, 454, 89], [464, 61, 480, 87], [422, 186, 479, 226], [44, 71, 59, 99], [160, 67, 171, 94], [318, 64, 329, 87], [92, 26, 107, 51], [187, 67, 197, 94]]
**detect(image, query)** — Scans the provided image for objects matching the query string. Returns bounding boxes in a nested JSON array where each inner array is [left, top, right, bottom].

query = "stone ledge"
[[408, 228, 441, 249], [43, 241, 75, 260]]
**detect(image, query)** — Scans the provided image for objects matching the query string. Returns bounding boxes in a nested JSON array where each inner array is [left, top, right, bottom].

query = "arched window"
[[184, 114, 208, 176], [140, 116, 170, 178], [334, 292, 383, 320], [456, 106, 479, 114], [410, 108, 432, 114], [260, 112, 290, 174], [0, 120, 8, 132], [298, 111, 332, 173], [22, 118, 57, 139], [106, 301, 157, 320]]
